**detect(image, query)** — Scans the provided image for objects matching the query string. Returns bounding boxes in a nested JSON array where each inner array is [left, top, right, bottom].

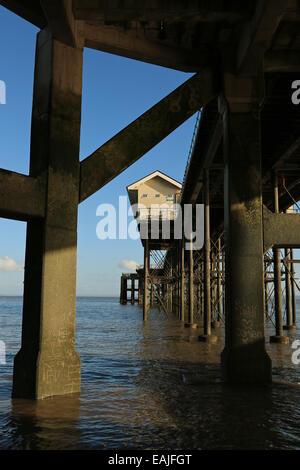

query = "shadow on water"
[[0, 297, 300, 449]]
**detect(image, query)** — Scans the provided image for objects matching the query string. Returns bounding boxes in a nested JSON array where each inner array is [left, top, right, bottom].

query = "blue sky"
[[0, 6, 197, 296]]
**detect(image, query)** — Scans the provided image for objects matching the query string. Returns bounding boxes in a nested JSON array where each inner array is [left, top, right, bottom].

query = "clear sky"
[[0, 6, 197, 296]]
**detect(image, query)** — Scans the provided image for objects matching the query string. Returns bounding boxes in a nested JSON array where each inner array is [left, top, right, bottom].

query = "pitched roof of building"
[[127, 170, 182, 190]]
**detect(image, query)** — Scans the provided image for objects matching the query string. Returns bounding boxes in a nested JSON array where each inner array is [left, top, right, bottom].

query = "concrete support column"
[[150, 283, 154, 307], [201, 259, 204, 323], [131, 278, 135, 304], [220, 89, 271, 383], [167, 260, 173, 313], [213, 237, 222, 328], [187, 237, 195, 326], [265, 280, 270, 321], [171, 252, 176, 316], [13, 30, 83, 399], [138, 275, 143, 306], [264, 260, 269, 321], [197, 262, 201, 319], [270, 173, 289, 343], [283, 249, 295, 330], [290, 249, 297, 327], [211, 247, 217, 328], [222, 251, 225, 317], [143, 239, 150, 321], [180, 239, 185, 322], [199, 169, 217, 342]]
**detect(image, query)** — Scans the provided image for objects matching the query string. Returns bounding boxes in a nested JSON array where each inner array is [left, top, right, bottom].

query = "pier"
[[0, 1, 300, 399]]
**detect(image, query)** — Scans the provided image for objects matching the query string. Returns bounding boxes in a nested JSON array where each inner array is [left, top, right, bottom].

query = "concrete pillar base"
[[211, 321, 221, 328], [198, 334, 218, 343], [283, 325, 297, 331], [13, 348, 81, 400], [221, 347, 272, 384], [184, 323, 198, 329], [270, 335, 290, 344]]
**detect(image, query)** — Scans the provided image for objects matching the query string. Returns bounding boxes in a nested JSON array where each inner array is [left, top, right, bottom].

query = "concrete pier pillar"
[[13, 30, 83, 399], [167, 260, 173, 313], [197, 262, 201, 319], [131, 278, 135, 304], [220, 94, 271, 383], [212, 237, 222, 328], [143, 239, 150, 321], [283, 248, 295, 330], [180, 239, 185, 322], [270, 173, 289, 343], [199, 169, 217, 342], [222, 253, 225, 318], [171, 252, 175, 314], [264, 260, 269, 321], [290, 249, 297, 327], [150, 283, 154, 307], [201, 259, 204, 322], [138, 273, 143, 306], [188, 237, 195, 325], [175, 246, 179, 317], [170, 265, 173, 313]]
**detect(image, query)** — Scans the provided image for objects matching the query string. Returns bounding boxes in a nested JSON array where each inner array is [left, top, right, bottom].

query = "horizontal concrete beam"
[[73, 0, 250, 22], [263, 205, 300, 252], [83, 22, 207, 72], [236, 0, 287, 74], [80, 69, 217, 202], [0, 169, 45, 221]]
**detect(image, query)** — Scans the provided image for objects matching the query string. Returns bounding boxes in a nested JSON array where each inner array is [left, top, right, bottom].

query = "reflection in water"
[[0, 296, 299, 449], [9, 395, 81, 450]]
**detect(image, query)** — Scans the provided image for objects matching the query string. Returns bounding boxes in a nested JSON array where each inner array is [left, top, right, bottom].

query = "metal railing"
[[137, 207, 179, 220]]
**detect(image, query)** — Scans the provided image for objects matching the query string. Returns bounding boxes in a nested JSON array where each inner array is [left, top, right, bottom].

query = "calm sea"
[[0, 296, 299, 450]]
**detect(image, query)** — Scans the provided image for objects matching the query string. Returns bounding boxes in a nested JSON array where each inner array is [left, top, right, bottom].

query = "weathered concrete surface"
[[221, 105, 272, 384], [2, 0, 299, 77], [83, 21, 208, 72], [79, 69, 217, 202], [0, 170, 45, 220], [13, 30, 83, 400], [235, 0, 287, 74], [41, 0, 82, 48]]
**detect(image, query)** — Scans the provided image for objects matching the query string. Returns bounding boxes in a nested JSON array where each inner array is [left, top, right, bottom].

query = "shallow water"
[[0, 296, 299, 450]]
